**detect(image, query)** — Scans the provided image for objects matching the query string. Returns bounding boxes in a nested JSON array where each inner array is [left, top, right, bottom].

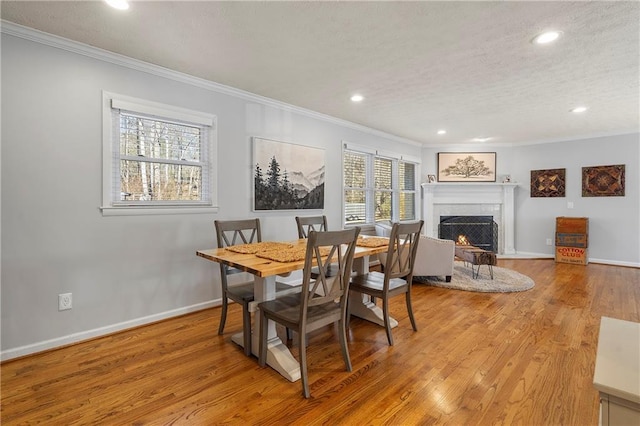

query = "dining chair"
[[295, 215, 338, 279], [258, 227, 360, 398], [214, 218, 295, 356], [348, 221, 424, 346]]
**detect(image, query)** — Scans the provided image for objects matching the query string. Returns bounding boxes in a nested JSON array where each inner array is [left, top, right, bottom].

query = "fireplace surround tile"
[[422, 183, 518, 255]]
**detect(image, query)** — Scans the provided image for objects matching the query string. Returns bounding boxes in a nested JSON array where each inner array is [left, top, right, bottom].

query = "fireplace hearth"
[[439, 215, 498, 253]]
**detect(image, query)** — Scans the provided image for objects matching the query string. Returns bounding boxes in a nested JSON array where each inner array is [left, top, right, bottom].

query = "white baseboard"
[[1, 300, 221, 362], [498, 251, 554, 259], [499, 251, 640, 268], [588, 258, 640, 268]]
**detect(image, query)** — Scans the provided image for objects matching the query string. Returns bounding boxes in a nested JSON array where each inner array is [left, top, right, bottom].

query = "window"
[[343, 144, 419, 226], [102, 92, 217, 215]]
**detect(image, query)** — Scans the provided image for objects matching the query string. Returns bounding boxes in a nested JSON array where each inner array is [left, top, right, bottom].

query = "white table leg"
[[231, 275, 301, 382], [348, 292, 398, 328], [348, 256, 398, 328]]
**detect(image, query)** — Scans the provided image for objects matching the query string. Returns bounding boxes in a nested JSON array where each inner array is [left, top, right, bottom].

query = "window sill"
[[344, 223, 376, 235], [100, 205, 219, 216]]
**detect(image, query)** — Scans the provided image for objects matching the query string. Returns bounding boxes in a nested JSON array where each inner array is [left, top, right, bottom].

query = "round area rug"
[[414, 261, 535, 293]]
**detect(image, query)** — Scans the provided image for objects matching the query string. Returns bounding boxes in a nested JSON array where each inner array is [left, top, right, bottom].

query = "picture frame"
[[582, 164, 625, 197], [253, 137, 325, 210], [437, 152, 496, 182], [530, 168, 566, 197], [427, 174, 436, 183]]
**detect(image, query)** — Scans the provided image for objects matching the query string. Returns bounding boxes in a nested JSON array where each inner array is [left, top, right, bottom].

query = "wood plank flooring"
[[2, 259, 639, 425]]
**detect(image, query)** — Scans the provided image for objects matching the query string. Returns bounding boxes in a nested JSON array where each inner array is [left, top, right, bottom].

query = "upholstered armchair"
[[375, 221, 455, 282]]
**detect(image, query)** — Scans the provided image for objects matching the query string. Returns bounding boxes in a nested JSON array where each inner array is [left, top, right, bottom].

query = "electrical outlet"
[[546, 238, 553, 246], [58, 293, 72, 311]]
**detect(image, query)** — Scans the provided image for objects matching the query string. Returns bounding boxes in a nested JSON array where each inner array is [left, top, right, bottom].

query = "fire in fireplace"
[[456, 235, 471, 245], [439, 216, 498, 253]]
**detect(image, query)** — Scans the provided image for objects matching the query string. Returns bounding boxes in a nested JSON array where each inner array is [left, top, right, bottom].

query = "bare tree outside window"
[[118, 113, 205, 202]]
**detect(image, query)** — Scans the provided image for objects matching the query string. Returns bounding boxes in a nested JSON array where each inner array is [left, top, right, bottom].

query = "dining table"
[[196, 236, 396, 382]]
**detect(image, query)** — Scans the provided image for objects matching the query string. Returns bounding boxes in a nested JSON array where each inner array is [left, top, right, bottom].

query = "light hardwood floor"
[[2, 259, 639, 425]]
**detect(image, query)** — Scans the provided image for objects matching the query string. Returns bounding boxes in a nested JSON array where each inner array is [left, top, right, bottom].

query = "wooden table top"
[[197, 238, 389, 278]]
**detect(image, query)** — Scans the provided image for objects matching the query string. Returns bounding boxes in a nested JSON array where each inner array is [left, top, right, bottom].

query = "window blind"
[[342, 145, 419, 225]]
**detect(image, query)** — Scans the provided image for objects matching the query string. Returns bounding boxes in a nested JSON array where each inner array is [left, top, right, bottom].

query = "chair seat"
[[350, 271, 409, 296], [260, 294, 342, 331], [226, 282, 255, 301], [227, 281, 300, 302]]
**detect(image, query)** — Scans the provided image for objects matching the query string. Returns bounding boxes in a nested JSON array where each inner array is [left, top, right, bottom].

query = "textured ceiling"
[[2, 1, 639, 146]]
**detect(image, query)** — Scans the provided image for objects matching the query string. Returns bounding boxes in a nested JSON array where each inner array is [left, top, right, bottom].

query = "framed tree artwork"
[[582, 164, 625, 197], [437, 152, 496, 182], [531, 168, 566, 197], [253, 137, 325, 210]]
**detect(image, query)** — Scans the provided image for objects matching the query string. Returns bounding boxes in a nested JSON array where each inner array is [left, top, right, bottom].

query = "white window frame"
[[101, 91, 218, 216], [342, 142, 420, 227]]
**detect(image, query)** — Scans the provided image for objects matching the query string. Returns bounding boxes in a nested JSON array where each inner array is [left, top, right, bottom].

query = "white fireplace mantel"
[[421, 182, 519, 255]]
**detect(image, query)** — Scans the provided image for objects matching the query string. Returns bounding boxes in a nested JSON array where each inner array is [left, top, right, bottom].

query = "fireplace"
[[439, 215, 499, 252], [421, 182, 518, 255]]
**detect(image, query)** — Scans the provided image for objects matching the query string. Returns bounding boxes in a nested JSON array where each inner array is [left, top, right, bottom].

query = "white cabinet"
[[593, 317, 640, 426]]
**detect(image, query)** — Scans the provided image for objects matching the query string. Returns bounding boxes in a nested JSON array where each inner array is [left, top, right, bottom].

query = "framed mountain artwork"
[[253, 137, 325, 210]]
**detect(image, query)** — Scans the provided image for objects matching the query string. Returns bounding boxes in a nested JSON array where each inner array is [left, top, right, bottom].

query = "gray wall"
[[422, 133, 639, 264], [2, 30, 638, 360], [511, 134, 639, 263], [0, 33, 420, 359]]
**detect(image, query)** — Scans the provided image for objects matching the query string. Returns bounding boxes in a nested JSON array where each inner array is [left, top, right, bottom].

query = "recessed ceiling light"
[[472, 137, 491, 142], [437, 130, 447, 135], [571, 106, 588, 113], [105, 0, 129, 10], [350, 94, 364, 102], [532, 30, 562, 45]]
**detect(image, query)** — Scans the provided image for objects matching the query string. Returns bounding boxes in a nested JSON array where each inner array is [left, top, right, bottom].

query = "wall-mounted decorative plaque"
[[530, 168, 566, 197], [582, 164, 625, 197]]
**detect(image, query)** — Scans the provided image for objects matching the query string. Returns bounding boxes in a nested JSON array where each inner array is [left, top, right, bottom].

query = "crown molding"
[[421, 130, 639, 149], [509, 130, 640, 147], [1, 20, 421, 148]]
